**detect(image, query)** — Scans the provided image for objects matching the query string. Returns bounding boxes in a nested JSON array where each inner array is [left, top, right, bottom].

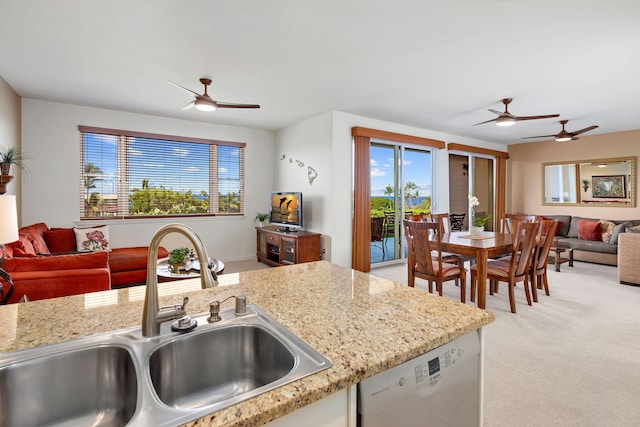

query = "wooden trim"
[[78, 125, 246, 147], [352, 135, 371, 272], [448, 143, 509, 159], [496, 157, 507, 225], [352, 127, 445, 149]]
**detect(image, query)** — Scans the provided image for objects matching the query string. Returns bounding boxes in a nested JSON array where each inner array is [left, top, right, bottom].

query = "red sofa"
[[1, 223, 168, 304]]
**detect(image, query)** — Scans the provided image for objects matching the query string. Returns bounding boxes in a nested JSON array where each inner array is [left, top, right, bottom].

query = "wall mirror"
[[542, 157, 636, 207]]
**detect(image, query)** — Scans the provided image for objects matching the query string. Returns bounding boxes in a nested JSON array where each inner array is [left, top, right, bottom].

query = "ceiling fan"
[[168, 78, 260, 111], [473, 98, 559, 127], [522, 120, 599, 142]]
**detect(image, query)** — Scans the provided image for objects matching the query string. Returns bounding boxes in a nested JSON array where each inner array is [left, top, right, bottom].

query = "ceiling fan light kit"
[[495, 116, 516, 127], [169, 77, 260, 112], [522, 119, 599, 142]]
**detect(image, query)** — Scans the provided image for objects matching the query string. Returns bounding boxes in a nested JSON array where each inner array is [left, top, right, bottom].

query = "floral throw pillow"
[[73, 225, 111, 252], [599, 219, 616, 243]]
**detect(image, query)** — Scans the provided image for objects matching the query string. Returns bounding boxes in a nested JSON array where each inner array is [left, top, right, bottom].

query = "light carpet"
[[370, 260, 640, 427]]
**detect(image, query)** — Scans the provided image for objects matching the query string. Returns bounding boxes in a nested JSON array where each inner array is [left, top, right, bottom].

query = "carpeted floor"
[[370, 260, 640, 427]]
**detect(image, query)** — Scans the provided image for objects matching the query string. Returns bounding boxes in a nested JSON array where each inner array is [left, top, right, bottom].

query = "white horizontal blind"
[[79, 126, 245, 219]]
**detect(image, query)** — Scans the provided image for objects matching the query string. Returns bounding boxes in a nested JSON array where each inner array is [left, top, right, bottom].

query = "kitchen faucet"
[[142, 223, 218, 337]]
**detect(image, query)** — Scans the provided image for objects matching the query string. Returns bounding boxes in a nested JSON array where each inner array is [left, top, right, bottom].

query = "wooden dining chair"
[[529, 219, 559, 301], [370, 216, 386, 255], [403, 219, 467, 303], [449, 213, 466, 231], [430, 212, 475, 268], [501, 214, 537, 235], [470, 221, 539, 313]]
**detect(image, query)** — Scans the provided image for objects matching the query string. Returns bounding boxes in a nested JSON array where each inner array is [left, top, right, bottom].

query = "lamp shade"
[[0, 195, 19, 244]]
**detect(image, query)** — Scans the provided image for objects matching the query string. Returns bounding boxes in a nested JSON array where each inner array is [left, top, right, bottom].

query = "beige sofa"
[[618, 232, 640, 285]]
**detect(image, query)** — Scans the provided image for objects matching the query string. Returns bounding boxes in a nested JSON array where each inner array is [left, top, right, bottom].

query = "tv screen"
[[269, 192, 303, 232]]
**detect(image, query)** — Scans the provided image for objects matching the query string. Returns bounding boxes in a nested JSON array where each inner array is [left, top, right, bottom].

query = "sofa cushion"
[[599, 219, 616, 243], [19, 225, 51, 255], [610, 221, 632, 244], [43, 228, 77, 254], [558, 238, 618, 255], [7, 234, 37, 257], [540, 215, 571, 236], [568, 217, 599, 238], [578, 220, 602, 241], [1, 251, 109, 273], [626, 224, 640, 234], [74, 225, 111, 252]]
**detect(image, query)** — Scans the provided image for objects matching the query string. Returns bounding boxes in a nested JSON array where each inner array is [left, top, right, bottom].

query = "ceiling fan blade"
[[215, 102, 260, 109], [182, 101, 195, 110], [168, 80, 201, 97], [472, 118, 498, 126], [487, 109, 503, 115], [515, 114, 560, 121], [520, 134, 556, 139], [571, 125, 599, 136]]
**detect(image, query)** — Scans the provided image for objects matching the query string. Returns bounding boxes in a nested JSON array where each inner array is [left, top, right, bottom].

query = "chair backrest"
[[449, 213, 466, 231], [430, 213, 451, 234], [533, 219, 559, 271], [509, 221, 540, 278], [403, 219, 440, 276], [501, 214, 537, 236], [371, 216, 385, 242]]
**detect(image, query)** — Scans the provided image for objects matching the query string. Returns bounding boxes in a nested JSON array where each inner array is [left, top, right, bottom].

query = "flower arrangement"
[[468, 194, 491, 227]]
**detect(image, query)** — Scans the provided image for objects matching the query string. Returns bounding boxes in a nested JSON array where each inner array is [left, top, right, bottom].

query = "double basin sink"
[[0, 304, 332, 427]]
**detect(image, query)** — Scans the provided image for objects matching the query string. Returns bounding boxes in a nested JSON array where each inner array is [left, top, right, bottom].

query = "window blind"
[[78, 126, 245, 219]]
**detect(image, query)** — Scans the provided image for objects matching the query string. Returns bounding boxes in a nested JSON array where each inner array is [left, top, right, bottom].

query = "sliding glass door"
[[370, 143, 433, 265]]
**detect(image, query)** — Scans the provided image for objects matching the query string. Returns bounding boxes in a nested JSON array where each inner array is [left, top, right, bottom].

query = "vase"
[[471, 226, 484, 237]]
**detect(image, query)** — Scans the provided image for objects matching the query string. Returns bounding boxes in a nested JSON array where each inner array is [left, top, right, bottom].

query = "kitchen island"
[[0, 261, 494, 426]]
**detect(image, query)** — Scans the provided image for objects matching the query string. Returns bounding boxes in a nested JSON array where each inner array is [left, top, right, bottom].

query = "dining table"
[[438, 231, 514, 309]]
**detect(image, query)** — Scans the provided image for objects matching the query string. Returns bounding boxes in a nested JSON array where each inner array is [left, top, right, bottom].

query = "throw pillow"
[[578, 220, 601, 241], [73, 225, 111, 252], [599, 219, 616, 243], [43, 228, 77, 254], [610, 221, 631, 244], [540, 216, 562, 235], [20, 226, 51, 255], [9, 234, 38, 257]]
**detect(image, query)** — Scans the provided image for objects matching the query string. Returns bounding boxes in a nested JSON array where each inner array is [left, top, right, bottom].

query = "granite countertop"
[[0, 261, 495, 426]]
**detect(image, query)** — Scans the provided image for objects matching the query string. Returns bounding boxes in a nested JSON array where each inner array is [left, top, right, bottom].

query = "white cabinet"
[[266, 386, 356, 427]]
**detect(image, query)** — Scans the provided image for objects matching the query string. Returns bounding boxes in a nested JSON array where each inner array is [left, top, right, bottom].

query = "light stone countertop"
[[0, 261, 495, 426]]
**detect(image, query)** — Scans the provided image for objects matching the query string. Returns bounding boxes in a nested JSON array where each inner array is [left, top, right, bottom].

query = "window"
[[79, 126, 245, 219]]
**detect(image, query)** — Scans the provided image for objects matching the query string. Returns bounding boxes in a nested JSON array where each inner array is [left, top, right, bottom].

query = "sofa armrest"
[[618, 232, 640, 285], [1, 252, 109, 273]]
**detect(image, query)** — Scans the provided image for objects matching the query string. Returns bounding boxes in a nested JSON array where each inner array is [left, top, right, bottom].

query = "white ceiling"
[[1, 0, 639, 145]]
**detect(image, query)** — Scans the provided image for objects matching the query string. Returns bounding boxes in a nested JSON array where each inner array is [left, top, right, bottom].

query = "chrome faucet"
[[142, 223, 218, 337]]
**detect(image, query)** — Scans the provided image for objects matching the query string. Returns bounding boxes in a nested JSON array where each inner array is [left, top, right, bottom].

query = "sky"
[[83, 133, 240, 196], [370, 144, 432, 199]]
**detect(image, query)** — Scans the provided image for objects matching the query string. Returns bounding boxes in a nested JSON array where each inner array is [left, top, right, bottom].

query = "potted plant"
[[0, 146, 28, 176], [168, 247, 190, 273], [255, 212, 269, 227]]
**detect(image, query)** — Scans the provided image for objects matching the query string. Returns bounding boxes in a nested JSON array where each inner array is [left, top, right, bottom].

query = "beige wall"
[[0, 75, 21, 196], [508, 130, 640, 220]]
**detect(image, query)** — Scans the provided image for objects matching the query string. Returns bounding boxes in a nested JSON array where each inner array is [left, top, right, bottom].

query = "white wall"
[[274, 112, 334, 260], [274, 110, 505, 268], [21, 99, 275, 262]]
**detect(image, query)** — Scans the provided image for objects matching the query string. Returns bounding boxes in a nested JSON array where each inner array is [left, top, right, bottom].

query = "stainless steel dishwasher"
[[358, 330, 482, 427]]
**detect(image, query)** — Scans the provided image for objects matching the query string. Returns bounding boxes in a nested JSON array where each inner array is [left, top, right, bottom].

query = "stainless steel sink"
[[0, 345, 137, 427], [0, 304, 331, 427], [150, 324, 296, 409]]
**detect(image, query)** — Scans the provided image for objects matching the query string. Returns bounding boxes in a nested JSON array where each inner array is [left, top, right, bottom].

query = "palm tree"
[[383, 184, 394, 210], [404, 181, 418, 208], [84, 162, 103, 194]]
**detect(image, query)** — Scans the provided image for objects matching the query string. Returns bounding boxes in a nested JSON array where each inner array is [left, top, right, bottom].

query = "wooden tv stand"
[[256, 227, 321, 267]]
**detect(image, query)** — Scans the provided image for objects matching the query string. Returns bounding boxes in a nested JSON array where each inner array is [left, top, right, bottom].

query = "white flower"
[[468, 194, 480, 207]]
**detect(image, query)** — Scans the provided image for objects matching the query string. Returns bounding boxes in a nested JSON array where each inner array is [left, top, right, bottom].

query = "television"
[[269, 191, 303, 232]]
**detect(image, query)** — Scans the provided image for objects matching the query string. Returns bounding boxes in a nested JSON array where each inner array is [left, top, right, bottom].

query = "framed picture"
[[592, 175, 626, 198]]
